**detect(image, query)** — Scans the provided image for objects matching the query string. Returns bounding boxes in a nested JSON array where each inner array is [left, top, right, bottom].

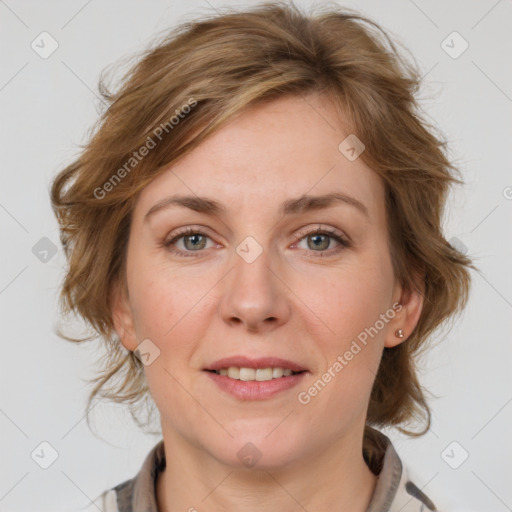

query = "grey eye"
[[182, 233, 208, 251]]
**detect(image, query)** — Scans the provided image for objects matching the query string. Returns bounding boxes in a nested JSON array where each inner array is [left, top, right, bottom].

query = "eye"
[[162, 225, 351, 258], [293, 225, 351, 257], [162, 227, 214, 257]]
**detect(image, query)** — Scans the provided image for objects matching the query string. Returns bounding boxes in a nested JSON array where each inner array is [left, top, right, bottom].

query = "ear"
[[110, 279, 138, 352], [384, 272, 425, 348]]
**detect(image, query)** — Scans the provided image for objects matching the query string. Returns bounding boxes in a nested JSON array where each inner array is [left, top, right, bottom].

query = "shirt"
[[78, 430, 439, 512]]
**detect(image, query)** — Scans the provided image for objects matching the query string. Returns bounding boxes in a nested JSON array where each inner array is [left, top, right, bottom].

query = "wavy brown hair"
[[50, 1, 475, 458]]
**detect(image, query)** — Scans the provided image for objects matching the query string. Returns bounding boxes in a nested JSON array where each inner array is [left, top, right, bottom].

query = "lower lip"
[[204, 371, 307, 400]]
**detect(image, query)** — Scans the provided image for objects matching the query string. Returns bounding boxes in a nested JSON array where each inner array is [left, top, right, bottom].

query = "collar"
[[113, 430, 437, 511]]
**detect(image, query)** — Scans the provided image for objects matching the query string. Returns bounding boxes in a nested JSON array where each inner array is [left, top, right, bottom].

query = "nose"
[[218, 243, 291, 334]]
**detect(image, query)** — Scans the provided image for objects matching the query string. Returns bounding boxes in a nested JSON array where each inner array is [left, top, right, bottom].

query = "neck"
[[156, 428, 379, 512]]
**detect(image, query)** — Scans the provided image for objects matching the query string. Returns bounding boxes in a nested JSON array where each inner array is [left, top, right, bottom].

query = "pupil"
[[186, 234, 204, 249], [310, 234, 327, 250]]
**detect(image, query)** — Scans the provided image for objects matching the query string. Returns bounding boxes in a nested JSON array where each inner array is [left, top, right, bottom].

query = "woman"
[[50, 2, 474, 511]]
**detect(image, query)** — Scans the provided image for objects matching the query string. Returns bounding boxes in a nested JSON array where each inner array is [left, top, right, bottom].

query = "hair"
[[50, 1, 476, 462]]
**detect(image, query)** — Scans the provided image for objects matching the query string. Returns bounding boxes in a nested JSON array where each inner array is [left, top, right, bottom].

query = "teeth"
[[239, 368, 255, 381], [215, 366, 299, 381], [256, 368, 272, 381], [273, 367, 284, 378], [227, 367, 240, 379]]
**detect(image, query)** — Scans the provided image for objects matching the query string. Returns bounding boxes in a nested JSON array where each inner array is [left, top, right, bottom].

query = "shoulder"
[[73, 488, 119, 512], [391, 462, 442, 511], [71, 439, 164, 512], [366, 429, 442, 512]]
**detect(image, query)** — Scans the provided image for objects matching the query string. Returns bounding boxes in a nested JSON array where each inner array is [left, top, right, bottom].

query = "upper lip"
[[204, 356, 308, 372]]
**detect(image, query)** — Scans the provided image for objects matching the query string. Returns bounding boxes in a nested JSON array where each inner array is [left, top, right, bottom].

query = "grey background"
[[1, 0, 511, 511]]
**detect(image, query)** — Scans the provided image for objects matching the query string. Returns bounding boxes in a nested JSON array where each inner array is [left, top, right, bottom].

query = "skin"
[[111, 93, 424, 512]]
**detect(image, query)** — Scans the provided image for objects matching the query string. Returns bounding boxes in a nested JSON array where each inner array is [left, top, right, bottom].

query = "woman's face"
[[113, 93, 421, 469]]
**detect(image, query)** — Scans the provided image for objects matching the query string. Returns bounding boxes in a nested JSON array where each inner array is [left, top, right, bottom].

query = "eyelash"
[[162, 226, 351, 258]]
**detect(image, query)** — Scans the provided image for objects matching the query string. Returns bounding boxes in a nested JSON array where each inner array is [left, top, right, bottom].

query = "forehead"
[[134, 94, 385, 221]]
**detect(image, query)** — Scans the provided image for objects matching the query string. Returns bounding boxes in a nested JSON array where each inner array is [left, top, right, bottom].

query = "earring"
[[395, 329, 404, 338]]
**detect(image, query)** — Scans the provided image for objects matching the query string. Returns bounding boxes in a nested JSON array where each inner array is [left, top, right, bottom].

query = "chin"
[[201, 425, 305, 470]]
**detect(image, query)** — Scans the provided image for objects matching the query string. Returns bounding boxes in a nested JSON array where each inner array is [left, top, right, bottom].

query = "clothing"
[[78, 430, 439, 512]]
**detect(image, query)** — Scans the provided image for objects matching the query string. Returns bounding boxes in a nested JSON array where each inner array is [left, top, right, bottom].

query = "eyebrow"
[[144, 192, 369, 222]]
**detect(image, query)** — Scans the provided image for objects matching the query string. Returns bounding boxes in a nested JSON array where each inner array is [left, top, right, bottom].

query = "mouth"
[[203, 356, 308, 400], [205, 366, 305, 381]]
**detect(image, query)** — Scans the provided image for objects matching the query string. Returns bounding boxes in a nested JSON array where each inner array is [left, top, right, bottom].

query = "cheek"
[[127, 244, 193, 338], [127, 264, 209, 423], [296, 256, 393, 346], [128, 275, 173, 341], [294, 253, 392, 406], [127, 253, 215, 375]]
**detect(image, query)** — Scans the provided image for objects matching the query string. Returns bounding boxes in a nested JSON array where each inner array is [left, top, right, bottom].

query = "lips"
[[203, 355, 308, 373]]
